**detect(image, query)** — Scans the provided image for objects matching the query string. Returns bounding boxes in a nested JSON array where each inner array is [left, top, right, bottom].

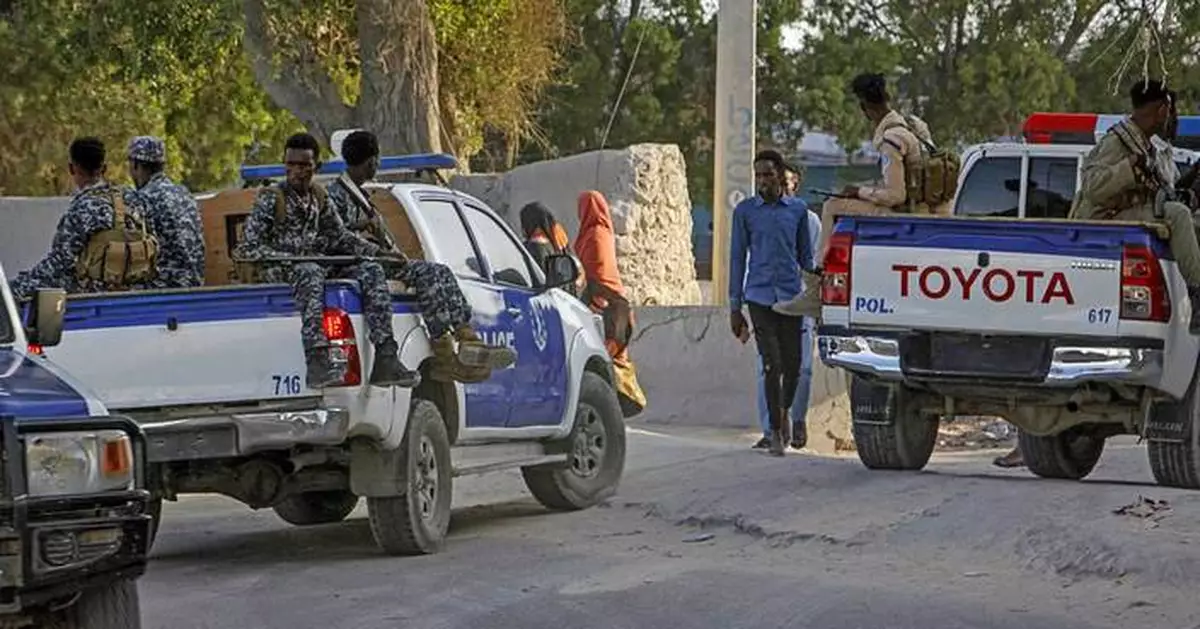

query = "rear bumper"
[[818, 330, 1164, 387], [140, 407, 351, 462]]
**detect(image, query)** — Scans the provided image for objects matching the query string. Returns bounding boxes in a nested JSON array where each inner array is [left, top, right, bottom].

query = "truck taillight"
[[322, 307, 362, 386], [1120, 244, 1170, 322], [822, 232, 854, 306]]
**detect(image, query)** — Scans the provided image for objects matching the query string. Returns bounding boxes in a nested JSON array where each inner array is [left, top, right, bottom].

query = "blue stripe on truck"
[[58, 282, 419, 332], [0, 349, 90, 418], [831, 215, 1174, 261]]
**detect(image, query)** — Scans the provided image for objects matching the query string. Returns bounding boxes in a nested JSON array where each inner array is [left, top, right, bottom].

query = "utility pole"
[[711, 0, 756, 307]]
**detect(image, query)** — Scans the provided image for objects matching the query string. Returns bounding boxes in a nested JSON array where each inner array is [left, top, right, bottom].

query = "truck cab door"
[[408, 196, 511, 429], [458, 203, 569, 428]]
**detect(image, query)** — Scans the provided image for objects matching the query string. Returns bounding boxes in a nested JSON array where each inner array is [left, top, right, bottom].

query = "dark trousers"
[[747, 302, 803, 433]]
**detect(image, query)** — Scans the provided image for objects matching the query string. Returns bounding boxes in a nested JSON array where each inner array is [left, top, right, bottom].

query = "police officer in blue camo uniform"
[[125, 136, 205, 288], [234, 132, 419, 390], [327, 130, 517, 382], [9, 137, 151, 302]]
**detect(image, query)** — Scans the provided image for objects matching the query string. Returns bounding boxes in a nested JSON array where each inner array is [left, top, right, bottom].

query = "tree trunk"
[[355, 0, 443, 155], [241, 0, 444, 156]]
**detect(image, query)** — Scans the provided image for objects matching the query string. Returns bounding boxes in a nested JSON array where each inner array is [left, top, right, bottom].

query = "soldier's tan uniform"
[[818, 110, 951, 255], [1069, 119, 1200, 286]]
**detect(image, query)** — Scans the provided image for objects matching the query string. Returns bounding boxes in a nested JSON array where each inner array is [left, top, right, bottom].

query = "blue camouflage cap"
[[127, 136, 165, 163]]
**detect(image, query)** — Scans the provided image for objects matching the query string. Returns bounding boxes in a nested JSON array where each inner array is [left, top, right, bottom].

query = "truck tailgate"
[[844, 217, 1152, 336], [43, 283, 415, 411]]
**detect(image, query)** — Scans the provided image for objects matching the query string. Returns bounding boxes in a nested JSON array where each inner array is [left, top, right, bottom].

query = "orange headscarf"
[[574, 190, 625, 299]]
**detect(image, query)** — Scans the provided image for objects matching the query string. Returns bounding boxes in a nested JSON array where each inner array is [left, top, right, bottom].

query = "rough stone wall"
[[452, 143, 702, 306]]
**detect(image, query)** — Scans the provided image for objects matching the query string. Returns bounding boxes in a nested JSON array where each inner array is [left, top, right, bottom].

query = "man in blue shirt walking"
[[751, 163, 821, 450], [730, 149, 817, 456]]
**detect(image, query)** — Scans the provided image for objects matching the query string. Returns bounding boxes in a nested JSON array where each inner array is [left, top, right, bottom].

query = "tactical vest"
[[881, 117, 961, 211], [234, 186, 328, 284], [75, 188, 159, 290]]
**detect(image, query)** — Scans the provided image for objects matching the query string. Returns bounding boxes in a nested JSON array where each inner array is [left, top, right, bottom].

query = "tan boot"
[[455, 325, 518, 369], [429, 332, 494, 384], [772, 273, 822, 318]]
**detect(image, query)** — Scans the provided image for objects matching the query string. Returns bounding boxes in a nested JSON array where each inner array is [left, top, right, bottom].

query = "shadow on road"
[[149, 499, 563, 566]]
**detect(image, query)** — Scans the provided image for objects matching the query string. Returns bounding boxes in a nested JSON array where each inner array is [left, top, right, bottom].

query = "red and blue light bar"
[[239, 153, 458, 182], [1024, 113, 1200, 150]]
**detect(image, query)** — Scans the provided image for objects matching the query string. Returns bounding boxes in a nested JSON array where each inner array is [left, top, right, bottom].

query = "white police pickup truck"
[[0, 271, 152, 628], [819, 112, 1200, 487], [39, 153, 623, 556]]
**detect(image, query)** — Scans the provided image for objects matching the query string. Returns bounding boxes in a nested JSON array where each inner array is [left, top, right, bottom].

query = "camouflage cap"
[[127, 136, 165, 163]]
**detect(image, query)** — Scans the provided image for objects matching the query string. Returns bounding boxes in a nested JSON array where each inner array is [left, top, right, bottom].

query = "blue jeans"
[[757, 317, 814, 437]]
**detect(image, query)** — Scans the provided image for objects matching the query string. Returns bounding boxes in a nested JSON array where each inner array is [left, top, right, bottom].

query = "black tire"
[[58, 579, 141, 629], [521, 372, 626, 510], [1018, 427, 1105, 480], [849, 377, 938, 471], [273, 490, 359, 526], [366, 398, 452, 555], [1147, 363, 1200, 488]]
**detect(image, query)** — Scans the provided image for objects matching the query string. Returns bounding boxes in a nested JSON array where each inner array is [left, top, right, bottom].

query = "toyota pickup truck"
[[0, 271, 151, 628], [818, 112, 1200, 487], [35, 153, 623, 556]]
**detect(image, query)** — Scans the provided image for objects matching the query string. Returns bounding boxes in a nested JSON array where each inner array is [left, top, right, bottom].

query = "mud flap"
[[850, 377, 897, 426]]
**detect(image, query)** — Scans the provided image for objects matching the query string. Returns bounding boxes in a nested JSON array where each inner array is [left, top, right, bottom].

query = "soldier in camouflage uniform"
[[327, 130, 517, 382], [125, 136, 205, 288], [1069, 79, 1200, 333], [9, 137, 151, 302], [234, 133, 418, 390]]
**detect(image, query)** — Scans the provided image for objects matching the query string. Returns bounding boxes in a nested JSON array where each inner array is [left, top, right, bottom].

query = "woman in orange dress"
[[574, 190, 647, 417]]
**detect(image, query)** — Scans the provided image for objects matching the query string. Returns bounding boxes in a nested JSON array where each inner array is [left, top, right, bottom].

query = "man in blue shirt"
[[751, 163, 821, 450], [730, 149, 817, 456]]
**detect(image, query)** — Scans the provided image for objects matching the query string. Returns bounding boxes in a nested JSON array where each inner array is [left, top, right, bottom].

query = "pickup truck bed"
[[45, 282, 418, 410], [817, 214, 1200, 486]]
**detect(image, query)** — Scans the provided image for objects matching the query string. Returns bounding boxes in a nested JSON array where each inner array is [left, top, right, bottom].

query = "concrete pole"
[[711, 0, 756, 307]]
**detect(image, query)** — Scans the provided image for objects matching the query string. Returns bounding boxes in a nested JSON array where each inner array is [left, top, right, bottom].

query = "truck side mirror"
[[26, 288, 66, 348], [543, 253, 581, 291]]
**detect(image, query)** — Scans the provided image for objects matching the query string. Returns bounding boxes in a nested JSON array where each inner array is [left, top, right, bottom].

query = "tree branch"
[[240, 0, 353, 146]]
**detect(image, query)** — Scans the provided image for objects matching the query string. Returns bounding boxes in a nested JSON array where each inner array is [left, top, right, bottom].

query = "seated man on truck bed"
[[9, 137, 157, 302], [235, 132, 419, 389], [326, 130, 517, 382], [773, 72, 956, 318], [1068, 79, 1200, 332]]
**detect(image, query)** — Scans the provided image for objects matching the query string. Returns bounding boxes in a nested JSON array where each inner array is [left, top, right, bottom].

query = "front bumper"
[[0, 415, 151, 614], [818, 332, 1164, 387], [141, 406, 351, 462]]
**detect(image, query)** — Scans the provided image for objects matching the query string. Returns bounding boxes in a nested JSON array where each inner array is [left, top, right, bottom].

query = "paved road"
[[139, 427, 1200, 629]]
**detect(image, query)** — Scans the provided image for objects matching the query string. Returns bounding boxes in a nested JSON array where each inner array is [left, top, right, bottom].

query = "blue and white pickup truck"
[[38, 154, 624, 556], [819, 112, 1200, 487], [0, 270, 151, 628]]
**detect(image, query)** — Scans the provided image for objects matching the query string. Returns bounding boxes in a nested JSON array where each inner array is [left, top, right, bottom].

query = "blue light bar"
[[240, 153, 458, 181]]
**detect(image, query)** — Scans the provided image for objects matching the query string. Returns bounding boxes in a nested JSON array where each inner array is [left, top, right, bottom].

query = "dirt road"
[[140, 427, 1200, 629]]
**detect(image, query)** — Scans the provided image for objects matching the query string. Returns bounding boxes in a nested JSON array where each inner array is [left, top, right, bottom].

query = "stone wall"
[[452, 143, 702, 306]]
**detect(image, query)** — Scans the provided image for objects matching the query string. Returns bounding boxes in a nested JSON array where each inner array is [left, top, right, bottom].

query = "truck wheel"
[[1147, 365, 1200, 489], [1018, 427, 1105, 480], [850, 377, 938, 471], [521, 372, 626, 510], [366, 398, 452, 555], [58, 579, 141, 629], [273, 490, 359, 526]]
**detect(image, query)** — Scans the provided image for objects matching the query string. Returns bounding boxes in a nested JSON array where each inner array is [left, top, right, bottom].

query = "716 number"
[[272, 374, 302, 395], [1087, 308, 1113, 324]]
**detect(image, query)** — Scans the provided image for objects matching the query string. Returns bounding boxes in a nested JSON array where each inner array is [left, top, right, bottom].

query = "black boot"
[[790, 421, 807, 450], [305, 347, 342, 389], [1190, 286, 1200, 334], [370, 340, 421, 388]]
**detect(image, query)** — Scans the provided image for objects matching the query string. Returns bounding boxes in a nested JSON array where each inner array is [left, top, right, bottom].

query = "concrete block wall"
[[630, 307, 853, 454]]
